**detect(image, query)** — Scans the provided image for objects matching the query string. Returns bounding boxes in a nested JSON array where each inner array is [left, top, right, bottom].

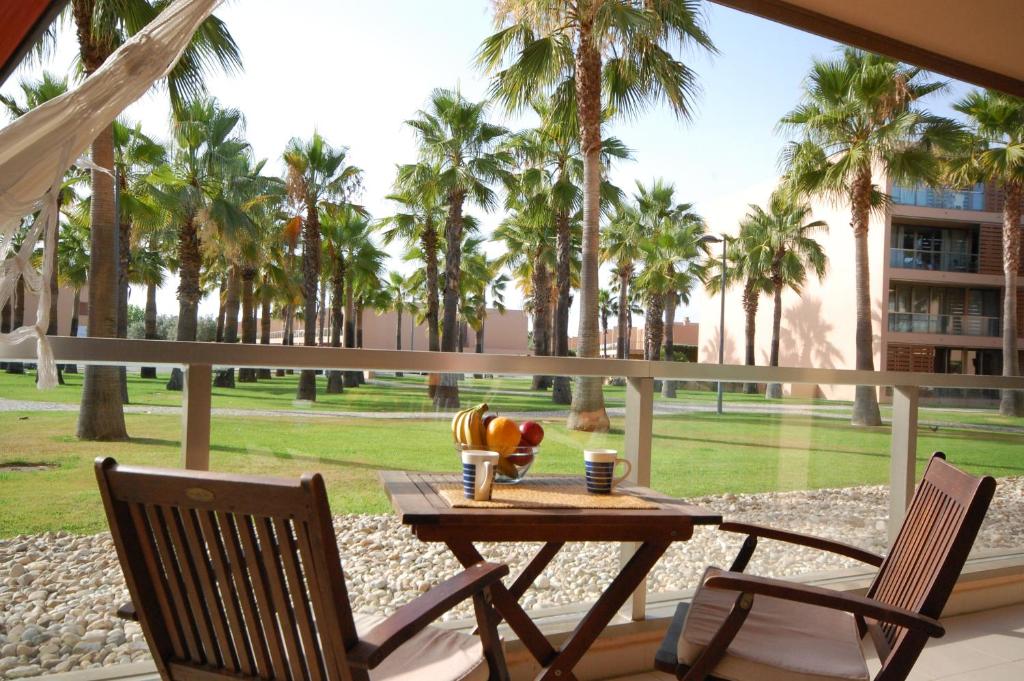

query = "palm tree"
[[113, 121, 166, 397], [782, 48, 959, 426], [947, 91, 1024, 416], [406, 88, 510, 408], [744, 191, 828, 399], [381, 162, 447, 354], [479, 0, 715, 431], [283, 133, 363, 401], [130, 243, 165, 378], [31, 0, 241, 440], [603, 210, 645, 361], [57, 215, 90, 373], [150, 99, 251, 392], [706, 229, 771, 394], [597, 288, 615, 357], [382, 271, 412, 376], [505, 103, 628, 403], [496, 207, 556, 389], [321, 205, 376, 392]]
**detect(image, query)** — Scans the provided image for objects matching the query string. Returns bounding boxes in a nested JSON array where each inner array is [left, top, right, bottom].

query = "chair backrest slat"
[[867, 454, 995, 679], [95, 458, 364, 681]]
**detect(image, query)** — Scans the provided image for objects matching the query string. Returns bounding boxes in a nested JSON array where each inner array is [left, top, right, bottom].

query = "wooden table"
[[380, 471, 721, 681]]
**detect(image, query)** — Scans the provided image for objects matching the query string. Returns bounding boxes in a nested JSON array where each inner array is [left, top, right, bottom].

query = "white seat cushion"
[[354, 613, 490, 681], [677, 568, 870, 681]]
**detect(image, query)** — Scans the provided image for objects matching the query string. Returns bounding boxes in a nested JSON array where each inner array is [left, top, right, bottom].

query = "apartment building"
[[697, 178, 1023, 401]]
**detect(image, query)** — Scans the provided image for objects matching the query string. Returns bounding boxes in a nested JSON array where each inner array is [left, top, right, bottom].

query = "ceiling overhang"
[[712, 0, 1024, 97], [0, 0, 67, 88]]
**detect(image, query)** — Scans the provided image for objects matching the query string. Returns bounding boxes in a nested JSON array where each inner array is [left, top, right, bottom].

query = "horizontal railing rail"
[[3, 336, 1024, 390]]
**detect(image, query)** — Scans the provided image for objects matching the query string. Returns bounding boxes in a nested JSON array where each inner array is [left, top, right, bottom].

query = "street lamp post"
[[700, 234, 727, 414]]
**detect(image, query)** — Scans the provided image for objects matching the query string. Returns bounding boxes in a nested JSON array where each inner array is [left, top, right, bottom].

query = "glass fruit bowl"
[[455, 443, 538, 484]]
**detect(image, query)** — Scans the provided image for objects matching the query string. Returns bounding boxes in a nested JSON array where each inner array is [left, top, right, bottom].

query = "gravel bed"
[[1, 479, 1021, 678]]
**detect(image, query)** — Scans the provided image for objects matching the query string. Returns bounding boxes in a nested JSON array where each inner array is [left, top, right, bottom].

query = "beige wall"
[[697, 197, 890, 400], [285, 308, 530, 355]]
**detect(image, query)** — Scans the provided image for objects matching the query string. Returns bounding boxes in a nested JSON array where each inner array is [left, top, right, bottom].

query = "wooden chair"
[[655, 453, 996, 681], [95, 457, 511, 681]]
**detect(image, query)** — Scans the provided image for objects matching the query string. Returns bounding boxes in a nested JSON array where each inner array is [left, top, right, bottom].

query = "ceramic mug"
[[583, 449, 631, 494], [462, 450, 498, 501]]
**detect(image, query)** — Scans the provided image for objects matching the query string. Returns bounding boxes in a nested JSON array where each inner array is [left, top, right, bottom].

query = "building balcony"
[[889, 247, 980, 274], [888, 312, 1001, 337], [892, 184, 986, 211]]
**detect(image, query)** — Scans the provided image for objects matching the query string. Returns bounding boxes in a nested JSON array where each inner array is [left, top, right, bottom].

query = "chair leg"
[[474, 587, 510, 681], [679, 592, 753, 681], [728, 536, 758, 573]]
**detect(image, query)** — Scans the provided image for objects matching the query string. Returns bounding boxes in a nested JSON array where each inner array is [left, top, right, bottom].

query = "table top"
[[380, 471, 722, 543]]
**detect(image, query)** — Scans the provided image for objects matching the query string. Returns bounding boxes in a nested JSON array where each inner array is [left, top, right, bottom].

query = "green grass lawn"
[[2, 406, 1021, 538]]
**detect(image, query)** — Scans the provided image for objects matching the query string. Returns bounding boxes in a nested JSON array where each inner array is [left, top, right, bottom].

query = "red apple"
[[519, 420, 544, 447], [482, 413, 498, 430]]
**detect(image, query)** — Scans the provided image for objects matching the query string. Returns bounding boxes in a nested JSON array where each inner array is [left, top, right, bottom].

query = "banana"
[[451, 403, 489, 447]]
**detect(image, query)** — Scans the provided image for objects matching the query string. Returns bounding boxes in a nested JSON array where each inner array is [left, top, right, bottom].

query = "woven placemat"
[[434, 479, 657, 510]]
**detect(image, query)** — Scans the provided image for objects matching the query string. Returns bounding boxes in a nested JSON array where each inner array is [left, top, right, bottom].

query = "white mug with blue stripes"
[[583, 449, 631, 494], [462, 450, 498, 501]]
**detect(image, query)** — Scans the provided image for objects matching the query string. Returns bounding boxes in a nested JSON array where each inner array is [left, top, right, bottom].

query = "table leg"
[[536, 540, 671, 681], [446, 541, 565, 675], [472, 541, 565, 634]]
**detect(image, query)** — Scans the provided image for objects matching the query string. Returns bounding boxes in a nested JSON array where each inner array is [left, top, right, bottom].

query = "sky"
[[0, 0, 975, 331]]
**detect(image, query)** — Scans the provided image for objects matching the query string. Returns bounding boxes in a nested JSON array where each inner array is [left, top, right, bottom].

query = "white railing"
[[3, 336, 1023, 621]]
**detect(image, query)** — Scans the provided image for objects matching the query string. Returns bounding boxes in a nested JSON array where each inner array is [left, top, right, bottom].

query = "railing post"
[[620, 376, 654, 620], [888, 385, 918, 544], [182, 363, 212, 470]]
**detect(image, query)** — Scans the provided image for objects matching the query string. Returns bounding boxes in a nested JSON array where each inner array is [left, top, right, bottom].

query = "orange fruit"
[[485, 416, 521, 456]]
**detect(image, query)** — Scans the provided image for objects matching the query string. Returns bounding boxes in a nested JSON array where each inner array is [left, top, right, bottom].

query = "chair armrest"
[[720, 522, 884, 567], [116, 603, 138, 621], [347, 561, 509, 669], [703, 571, 944, 638]]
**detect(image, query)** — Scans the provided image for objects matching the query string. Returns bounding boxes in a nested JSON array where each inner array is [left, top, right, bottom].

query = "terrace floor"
[[608, 602, 1024, 681]]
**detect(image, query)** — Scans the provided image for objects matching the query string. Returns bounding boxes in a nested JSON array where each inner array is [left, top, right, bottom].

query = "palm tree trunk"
[[765, 278, 784, 399], [742, 281, 758, 394], [258, 282, 272, 379], [424, 222, 440, 353], [531, 258, 551, 390], [166, 214, 201, 391], [297, 201, 321, 401], [616, 268, 630, 359], [342, 275, 360, 387], [356, 302, 366, 385], [644, 294, 664, 361], [214, 265, 241, 388], [662, 291, 677, 397], [568, 16, 608, 432], [117, 183, 130, 403], [436, 192, 466, 408], [552, 209, 571, 403], [214, 278, 226, 343], [238, 266, 258, 383], [45, 220, 64, 385], [65, 289, 80, 373], [1000, 182, 1023, 416], [395, 305, 404, 378], [318, 276, 327, 345], [1, 298, 10, 370], [850, 171, 882, 426], [475, 316, 484, 354], [140, 282, 158, 378], [327, 255, 345, 393], [6, 276, 25, 374], [77, 122, 128, 440]]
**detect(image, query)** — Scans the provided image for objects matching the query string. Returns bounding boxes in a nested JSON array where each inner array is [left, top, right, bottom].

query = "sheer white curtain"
[[0, 0, 220, 388]]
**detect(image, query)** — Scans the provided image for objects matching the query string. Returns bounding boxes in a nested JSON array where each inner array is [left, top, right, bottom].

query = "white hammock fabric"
[[0, 0, 220, 388]]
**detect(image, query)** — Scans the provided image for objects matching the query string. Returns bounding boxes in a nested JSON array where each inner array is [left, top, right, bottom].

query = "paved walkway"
[[1, 395, 1021, 434]]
